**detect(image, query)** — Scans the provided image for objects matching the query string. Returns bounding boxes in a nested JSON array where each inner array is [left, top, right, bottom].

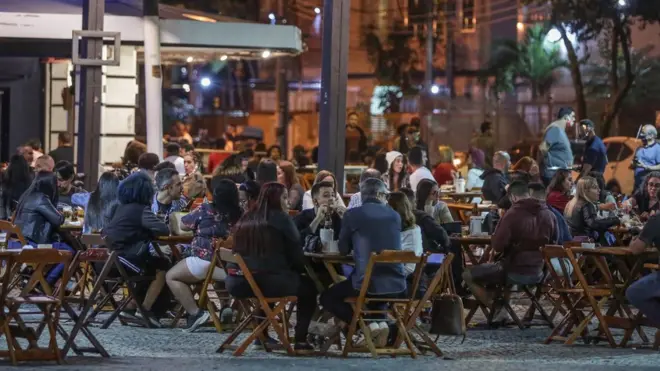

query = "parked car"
[[508, 137, 640, 195], [602, 136, 640, 195]]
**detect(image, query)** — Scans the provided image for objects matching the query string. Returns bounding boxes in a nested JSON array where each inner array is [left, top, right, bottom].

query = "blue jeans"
[[25, 241, 75, 285], [626, 271, 660, 326]]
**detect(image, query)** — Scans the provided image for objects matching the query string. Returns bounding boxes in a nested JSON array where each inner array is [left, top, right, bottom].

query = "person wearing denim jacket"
[[320, 178, 406, 346]]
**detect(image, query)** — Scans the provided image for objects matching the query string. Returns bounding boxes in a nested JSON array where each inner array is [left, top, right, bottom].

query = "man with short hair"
[[626, 183, 660, 327], [152, 167, 186, 223], [294, 181, 345, 248], [347, 168, 381, 209], [49, 132, 74, 164], [34, 155, 55, 173], [320, 178, 406, 346], [26, 138, 43, 166], [164, 143, 185, 175], [55, 160, 85, 206], [480, 151, 510, 204], [18, 145, 34, 165], [539, 107, 576, 185], [138, 153, 161, 180], [463, 181, 557, 306], [577, 119, 607, 181], [408, 146, 434, 191]]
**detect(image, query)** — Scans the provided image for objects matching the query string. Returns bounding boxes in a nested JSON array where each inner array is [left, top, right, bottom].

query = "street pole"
[[423, 0, 434, 150], [77, 0, 104, 190], [444, 0, 454, 97], [143, 0, 164, 159], [318, 0, 350, 194], [275, 0, 289, 158]]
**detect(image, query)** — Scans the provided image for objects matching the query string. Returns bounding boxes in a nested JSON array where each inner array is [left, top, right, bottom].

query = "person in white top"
[[163, 142, 186, 175], [302, 170, 346, 210], [387, 192, 423, 276], [26, 139, 44, 167], [407, 146, 435, 192], [466, 147, 487, 191]]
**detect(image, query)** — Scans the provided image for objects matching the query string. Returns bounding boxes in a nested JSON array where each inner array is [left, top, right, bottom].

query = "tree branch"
[[602, 18, 634, 136], [555, 22, 587, 120]]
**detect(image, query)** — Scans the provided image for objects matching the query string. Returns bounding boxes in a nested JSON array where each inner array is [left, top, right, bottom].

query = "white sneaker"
[[376, 322, 390, 348]]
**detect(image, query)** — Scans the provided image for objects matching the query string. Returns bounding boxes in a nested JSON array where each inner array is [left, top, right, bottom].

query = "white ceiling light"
[[262, 50, 271, 59]]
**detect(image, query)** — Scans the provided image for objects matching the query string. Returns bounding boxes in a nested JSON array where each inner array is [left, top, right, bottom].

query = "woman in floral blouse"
[[165, 178, 242, 332]]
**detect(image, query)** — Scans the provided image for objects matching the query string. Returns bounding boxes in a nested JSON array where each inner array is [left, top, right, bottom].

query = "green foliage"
[[585, 45, 660, 105], [364, 22, 420, 93], [486, 24, 567, 99]]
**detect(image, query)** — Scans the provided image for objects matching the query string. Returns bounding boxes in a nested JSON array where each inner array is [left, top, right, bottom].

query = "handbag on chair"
[[429, 266, 466, 338]]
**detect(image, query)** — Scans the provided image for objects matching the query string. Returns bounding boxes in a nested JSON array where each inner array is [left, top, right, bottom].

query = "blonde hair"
[[437, 145, 454, 164], [564, 176, 598, 218]]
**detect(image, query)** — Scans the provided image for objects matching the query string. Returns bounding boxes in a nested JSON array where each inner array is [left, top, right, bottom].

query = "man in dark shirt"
[[627, 208, 660, 327], [48, 132, 74, 164], [55, 161, 85, 207], [577, 119, 607, 180], [294, 181, 344, 244]]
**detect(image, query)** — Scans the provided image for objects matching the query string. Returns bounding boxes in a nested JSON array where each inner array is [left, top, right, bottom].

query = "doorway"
[[0, 88, 9, 162]]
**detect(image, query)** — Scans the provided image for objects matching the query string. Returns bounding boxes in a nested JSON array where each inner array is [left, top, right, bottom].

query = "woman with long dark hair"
[[0, 154, 33, 219], [227, 182, 317, 351], [166, 178, 242, 332], [14, 171, 72, 284], [71, 171, 120, 234], [415, 179, 453, 223], [382, 151, 409, 191]]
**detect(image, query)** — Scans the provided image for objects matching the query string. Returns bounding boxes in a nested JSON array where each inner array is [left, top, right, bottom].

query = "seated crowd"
[[5, 134, 660, 353]]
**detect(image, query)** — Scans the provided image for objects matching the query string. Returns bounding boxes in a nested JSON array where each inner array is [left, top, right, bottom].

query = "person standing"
[[48, 132, 74, 164], [632, 125, 660, 192], [577, 119, 607, 181], [539, 107, 576, 185], [470, 121, 495, 168]]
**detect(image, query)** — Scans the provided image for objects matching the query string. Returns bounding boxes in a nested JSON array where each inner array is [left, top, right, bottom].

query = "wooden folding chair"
[[394, 253, 455, 357], [446, 203, 478, 225], [0, 220, 27, 246], [342, 250, 426, 358], [58, 246, 114, 358], [1, 249, 72, 365], [216, 248, 296, 356], [541, 245, 617, 347], [82, 241, 159, 329], [171, 237, 235, 333]]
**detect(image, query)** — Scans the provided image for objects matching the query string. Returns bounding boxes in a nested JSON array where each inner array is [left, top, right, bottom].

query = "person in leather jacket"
[[14, 171, 73, 284], [565, 176, 620, 243], [103, 171, 170, 328], [14, 171, 64, 244]]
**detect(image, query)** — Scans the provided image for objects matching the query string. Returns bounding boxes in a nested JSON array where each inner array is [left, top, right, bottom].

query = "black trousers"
[[319, 279, 390, 324], [226, 272, 317, 343]]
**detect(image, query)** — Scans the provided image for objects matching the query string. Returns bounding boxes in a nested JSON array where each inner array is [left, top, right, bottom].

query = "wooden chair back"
[[446, 203, 478, 224], [217, 247, 296, 356], [0, 220, 26, 246], [79, 233, 106, 247], [15, 249, 73, 297], [343, 250, 428, 358]]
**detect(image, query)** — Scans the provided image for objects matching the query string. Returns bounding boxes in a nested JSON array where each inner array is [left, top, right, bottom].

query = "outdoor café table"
[[608, 225, 640, 245], [303, 252, 353, 288], [573, 246, 658, 347], [450, 235, 492, 266], [155, 235, 193, 261], [441, 191, 482, 203]]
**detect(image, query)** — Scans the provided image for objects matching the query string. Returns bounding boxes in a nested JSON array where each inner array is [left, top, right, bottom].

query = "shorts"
[[185, 256, 226, 281]]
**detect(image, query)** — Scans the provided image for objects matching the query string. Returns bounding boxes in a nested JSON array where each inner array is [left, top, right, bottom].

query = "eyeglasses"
[[649, 183, 660, 188]]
